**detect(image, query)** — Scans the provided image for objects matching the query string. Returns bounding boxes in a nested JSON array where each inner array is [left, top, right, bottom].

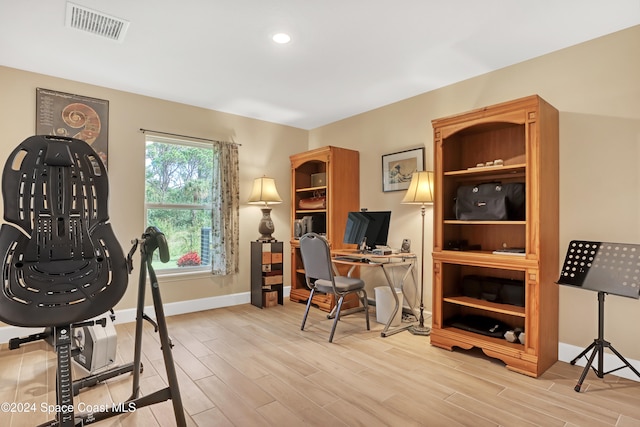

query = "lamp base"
[[408, 324, 431, 336], [257, 207, 276, 242]]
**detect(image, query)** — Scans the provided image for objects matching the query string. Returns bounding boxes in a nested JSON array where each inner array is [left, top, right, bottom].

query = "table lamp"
[[248, 176, 282, 242], [401, 170, 434, 336]]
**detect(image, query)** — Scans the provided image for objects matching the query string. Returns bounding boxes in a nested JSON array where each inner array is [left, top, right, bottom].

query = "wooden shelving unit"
[[430, 95, 559, 377], [289, 146, 360, 312]]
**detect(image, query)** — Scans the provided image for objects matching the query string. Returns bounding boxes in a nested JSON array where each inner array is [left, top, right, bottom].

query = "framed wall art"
[[36, 88, 109, 168], [381, 147, 424, 192]]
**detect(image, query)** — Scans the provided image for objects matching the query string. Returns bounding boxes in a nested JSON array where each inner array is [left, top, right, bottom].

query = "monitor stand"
[[358, 238, 368, 253]]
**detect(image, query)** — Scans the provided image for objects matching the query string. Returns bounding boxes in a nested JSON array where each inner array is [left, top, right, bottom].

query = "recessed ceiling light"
[[272, 33, 291, 44]]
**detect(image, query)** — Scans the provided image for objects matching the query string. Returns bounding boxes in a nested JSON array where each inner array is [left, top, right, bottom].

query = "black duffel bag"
[[455, 182, 525, 220]]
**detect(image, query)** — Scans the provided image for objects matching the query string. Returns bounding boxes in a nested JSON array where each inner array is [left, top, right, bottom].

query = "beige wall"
[[1, 25, 639, 360], [310, 25, 640, 359], [0, 65, 307, 314]]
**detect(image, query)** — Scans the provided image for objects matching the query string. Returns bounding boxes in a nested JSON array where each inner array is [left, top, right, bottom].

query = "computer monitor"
[[343, 210, 391, 251], [343, 211, 369, 245], [361, 211, 391, 250]]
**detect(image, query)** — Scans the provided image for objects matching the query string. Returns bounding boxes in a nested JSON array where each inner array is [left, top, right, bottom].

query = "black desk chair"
[[0, 135, 185, 426], [299, 232, 370, 342]]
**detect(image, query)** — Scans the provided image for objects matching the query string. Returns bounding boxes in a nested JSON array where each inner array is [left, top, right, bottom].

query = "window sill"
[[153, 268, 212, 283]]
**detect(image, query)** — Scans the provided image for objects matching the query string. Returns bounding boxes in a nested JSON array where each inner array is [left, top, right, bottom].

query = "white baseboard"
[[2, 290, 638, 383], [112, 290, 250, 325], [558, 342, 640, 382], [0, 287, 291, 344]]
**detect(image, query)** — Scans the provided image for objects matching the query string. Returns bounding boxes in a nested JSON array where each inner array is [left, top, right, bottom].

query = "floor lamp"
[[401, 171, 434, 336]]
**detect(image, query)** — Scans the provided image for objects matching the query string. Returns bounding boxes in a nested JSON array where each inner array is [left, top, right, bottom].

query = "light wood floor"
[[2, 301, 640, 426]]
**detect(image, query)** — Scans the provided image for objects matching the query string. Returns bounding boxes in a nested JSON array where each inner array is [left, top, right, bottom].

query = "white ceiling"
[[1, 1, 639, 130]]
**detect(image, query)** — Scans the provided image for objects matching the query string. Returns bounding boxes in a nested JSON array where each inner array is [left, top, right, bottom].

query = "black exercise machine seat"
[[0, 135, 127, 327], [0, 136, 186, 427]]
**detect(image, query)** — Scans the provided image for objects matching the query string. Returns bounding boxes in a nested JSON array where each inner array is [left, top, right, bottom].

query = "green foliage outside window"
[[145, 138, 216, 270]]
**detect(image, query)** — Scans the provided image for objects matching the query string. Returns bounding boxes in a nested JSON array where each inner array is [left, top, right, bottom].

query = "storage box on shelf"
[[431, 95, 559, 377], [263, 290, 278, 308], [289, 146, 360, 312]]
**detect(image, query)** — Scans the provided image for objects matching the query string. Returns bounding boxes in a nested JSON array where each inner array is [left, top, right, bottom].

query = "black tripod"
[[570, 291, 640, 392], [28, 228, 186, 426]]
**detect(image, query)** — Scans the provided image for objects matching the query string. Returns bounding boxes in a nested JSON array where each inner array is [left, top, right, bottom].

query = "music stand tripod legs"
[[570, 291, 640, 392]]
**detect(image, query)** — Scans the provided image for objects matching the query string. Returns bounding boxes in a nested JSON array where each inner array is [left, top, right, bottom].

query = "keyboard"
[[334, 256, 367, 262]]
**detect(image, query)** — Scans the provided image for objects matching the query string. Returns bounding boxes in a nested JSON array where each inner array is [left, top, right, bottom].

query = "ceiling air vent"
[[65, 2, 130, 42]]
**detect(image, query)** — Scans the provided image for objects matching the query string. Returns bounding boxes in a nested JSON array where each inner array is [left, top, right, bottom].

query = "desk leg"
[[379, 264, 413, 337], [401, 264, 419, 321], [332, 263, 357, 278], [402, 265, 420, 319]]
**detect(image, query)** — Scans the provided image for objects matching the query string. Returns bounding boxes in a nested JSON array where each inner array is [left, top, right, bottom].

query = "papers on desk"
[[371, 248, 392, 255]]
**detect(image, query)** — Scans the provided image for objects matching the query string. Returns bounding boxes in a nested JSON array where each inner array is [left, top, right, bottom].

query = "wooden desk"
[[331, 250, 417, 337]]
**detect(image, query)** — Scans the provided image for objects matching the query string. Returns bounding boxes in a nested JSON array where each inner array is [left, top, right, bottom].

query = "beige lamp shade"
[[247, 176, 283, 205], [401, 171, 434, 204]]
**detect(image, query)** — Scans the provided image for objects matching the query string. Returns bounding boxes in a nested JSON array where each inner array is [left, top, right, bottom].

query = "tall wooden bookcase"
[[430, 95, 559, 377], [289, 146, 360, 312]]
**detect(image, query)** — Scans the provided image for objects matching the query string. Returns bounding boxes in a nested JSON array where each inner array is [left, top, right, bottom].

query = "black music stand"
[[558, 240, 640, 392]]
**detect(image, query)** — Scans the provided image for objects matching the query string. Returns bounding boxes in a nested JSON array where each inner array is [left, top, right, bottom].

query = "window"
[[145, 135, 215, 272]]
